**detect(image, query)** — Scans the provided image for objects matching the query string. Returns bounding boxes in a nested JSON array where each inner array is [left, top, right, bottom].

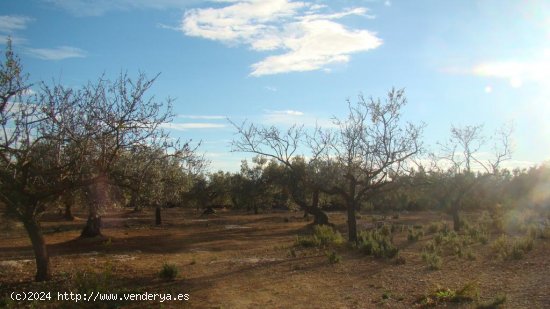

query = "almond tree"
[[0, 39, 92, 281], [435, 123, 513, 231], [317, 88, 424, 242], [231, 123, 330, 224]]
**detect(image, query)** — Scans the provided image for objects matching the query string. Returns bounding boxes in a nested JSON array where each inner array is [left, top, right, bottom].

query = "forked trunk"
[[305, 206, 329, 225], [22, 217, 51, 281]]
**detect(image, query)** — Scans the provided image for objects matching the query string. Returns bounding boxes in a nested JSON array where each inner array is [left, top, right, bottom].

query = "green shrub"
[[416, 282, 478, 307], [357, 229, 398, 258], [295, 235, 320, 248], [72, 266, 114, 294], [313, 225, 344, 247], [427, 221, 442, 234], [421, 251, 442, 270], [295, 225, 343, 248], [326, 250, 342, 264], [407, 227, 424, 242], [159, 263, 179, 281], [492, 235, 534, 260]]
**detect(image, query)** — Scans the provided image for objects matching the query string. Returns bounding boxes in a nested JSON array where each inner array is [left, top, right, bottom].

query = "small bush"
[[159, 263, 178, 281], [313, 225, 344, 247], [295, 235, 320, 248], [465, 249, 476, 261], [416, 282, 478, 307], [357, 229, 398, 258], [407, 227, 424, 242], [492, 235, 534, 260], [421, 251, 442, 270], [326, 250, 341, 264], [295, 225, 343, 248], [427, 221, 442, 234], [73, 266, 114, 294]]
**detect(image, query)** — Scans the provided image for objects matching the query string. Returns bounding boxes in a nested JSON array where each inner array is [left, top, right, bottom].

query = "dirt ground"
[[0, 208, 548, 308]]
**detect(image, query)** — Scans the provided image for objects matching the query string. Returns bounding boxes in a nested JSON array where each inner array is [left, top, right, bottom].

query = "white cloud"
[[471, 57, 550, 88], [262, 109, 335, 127], [181, 0, 382, 76], [264, 86, 277, 91], [484, 85, 493, 93], [26, 46, 87, 60], [384, 0, 391, 7], [0, 15, 33, 33], [178, 114, 226, 120], [161, 122, 226, 130], [43, 0, 201, 16]]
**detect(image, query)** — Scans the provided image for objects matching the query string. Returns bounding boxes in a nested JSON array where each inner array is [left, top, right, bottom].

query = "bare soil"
[[0, 208, 548, 308]]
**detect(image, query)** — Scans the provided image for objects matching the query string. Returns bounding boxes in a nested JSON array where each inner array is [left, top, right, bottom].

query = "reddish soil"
[[0, 208, 548, 308]]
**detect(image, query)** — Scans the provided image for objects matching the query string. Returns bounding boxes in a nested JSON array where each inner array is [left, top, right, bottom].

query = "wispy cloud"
[[0, 34, 27, 45], [178, 114, 226, 120], [262, 109, 334, 127], [43, 0, 201, 17], [161, 122, 226, 131], [181, 0, 382, 76], [444, 52, 550, 88], [265, 86, 277, 92], [0, 15, 34, 33], [471, 58, 549, 88], [26, 46, 87, 60]]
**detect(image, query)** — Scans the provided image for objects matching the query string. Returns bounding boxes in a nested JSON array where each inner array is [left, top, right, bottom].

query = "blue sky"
[[1, 0, 549, 172]]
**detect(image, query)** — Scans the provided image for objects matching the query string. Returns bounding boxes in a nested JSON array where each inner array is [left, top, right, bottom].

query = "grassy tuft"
[[159, 263, 179, 281]]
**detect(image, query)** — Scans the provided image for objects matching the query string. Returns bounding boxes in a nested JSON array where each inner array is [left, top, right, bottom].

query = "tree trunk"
[[81, 214, 102, 237], [130, 192, 141, 212], [62, 197, 74, 221], [347, 201, 358, 243], [451, 206, 461, 232], [254, 204, 259, 215], [155, 206, 162, 225], [22, 217, 51, 281], [304, 206, 329, 225], [346, 178, 358, 243]]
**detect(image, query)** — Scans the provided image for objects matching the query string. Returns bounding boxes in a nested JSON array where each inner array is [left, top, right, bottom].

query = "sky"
[[1, 0, 549, 172]]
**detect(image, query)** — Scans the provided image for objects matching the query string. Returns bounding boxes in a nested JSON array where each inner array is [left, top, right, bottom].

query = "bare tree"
[[435, 123, 513, 231], [0, 39, 92, 281], [72, 72, 176, 237], [231, 122, 330, 225], [317, 88, 424, 242], [0, 40, 195, 280]]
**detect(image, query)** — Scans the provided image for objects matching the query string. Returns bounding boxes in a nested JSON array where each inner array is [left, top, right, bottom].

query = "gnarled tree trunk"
[[22, 216, 51, 281], [81, 214, 102, 237]]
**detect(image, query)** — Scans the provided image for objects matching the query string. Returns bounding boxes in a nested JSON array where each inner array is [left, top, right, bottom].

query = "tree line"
[[1, 39, 549, 282]]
